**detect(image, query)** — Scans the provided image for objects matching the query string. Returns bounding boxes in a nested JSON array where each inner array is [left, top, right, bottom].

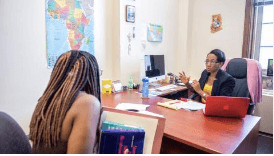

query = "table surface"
[[101, 90, 261, 154]]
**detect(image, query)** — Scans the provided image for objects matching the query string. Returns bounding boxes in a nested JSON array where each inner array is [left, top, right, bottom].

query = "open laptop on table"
[[203, 96, 250, 118]]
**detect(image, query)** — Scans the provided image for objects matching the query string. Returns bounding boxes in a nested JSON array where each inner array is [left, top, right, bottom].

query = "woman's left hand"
[[191, 80, 202, 93]]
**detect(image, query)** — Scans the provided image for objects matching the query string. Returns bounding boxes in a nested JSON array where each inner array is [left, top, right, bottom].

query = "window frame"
[[242, 0, 273, 90], [242, 0, 273, 70]]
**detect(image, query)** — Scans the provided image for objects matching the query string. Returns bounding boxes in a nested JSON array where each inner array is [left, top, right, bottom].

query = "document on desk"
[[174, 101, 205, 111], [157, 100, 182, 110], [177, 81, 193, 86], [135, 89, 161, 96], [149, 91, 161, 96], [138, 111, 164, 118], [116, 103, 150, 112]]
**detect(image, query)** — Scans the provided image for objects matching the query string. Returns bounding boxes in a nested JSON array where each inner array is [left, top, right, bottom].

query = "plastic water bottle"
[[142, 77, 149, 98], [128, 75, 133, 89]]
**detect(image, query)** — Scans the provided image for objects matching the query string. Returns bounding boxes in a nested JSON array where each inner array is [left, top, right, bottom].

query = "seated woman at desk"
[[179, 49, 235, 103], [29, 50, 102, 154]]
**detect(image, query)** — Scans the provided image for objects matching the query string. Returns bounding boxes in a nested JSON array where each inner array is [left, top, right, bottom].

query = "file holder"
[[101, 107, 166, 154]]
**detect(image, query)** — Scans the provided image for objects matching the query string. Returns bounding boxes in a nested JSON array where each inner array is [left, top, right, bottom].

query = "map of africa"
[[46, 0, 94, 68]]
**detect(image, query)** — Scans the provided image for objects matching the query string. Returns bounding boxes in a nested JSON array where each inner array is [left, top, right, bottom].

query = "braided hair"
[[29, 50, 101, 153]]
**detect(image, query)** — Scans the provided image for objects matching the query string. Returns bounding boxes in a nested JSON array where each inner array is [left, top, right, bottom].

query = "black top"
[[192, 69, 235, 102]]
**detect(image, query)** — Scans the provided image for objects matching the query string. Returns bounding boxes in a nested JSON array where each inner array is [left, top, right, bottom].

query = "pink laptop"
[[203, 96, 250, 118]]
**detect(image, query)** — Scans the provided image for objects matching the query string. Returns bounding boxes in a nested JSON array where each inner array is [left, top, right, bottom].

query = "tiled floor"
[[256, 132, 273, 154]]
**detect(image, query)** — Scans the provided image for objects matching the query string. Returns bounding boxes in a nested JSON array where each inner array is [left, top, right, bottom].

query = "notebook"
[[203, 96, 250, 118]]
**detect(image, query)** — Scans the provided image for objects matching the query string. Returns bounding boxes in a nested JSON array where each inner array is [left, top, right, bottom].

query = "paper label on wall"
[[45, 0, 95, 68]]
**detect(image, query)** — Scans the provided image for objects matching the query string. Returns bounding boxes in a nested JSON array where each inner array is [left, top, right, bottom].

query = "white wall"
[[177, 0, 190, 74], [0, 0, 50, 134], [94, 0, 115, 80], [112, 1, 121, 81], [0, 0, 113, 134], [184, 0, 246, 80], [119, 0, 180, 85]]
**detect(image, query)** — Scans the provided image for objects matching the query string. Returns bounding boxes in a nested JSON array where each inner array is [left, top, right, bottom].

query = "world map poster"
[[46, 0, 94, 68], [147, 24, 163, 42]]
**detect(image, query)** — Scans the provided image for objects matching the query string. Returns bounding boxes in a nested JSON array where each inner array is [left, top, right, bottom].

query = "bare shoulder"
[[69, 92, 101, 115], [65, 92, 102, 153], [75, 92, 100, 105], [61, 92, 101, 142]]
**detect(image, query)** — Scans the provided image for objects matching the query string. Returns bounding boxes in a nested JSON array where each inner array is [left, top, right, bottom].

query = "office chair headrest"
[[226, 58, 247, 79]]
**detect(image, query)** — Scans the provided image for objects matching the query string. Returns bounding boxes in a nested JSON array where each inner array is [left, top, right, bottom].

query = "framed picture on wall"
[[147, 24, 163, 42], [126, 5, 135, 23]]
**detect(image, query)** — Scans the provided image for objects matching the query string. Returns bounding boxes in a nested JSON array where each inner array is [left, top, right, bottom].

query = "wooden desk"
[[101, 90, 261, 154]]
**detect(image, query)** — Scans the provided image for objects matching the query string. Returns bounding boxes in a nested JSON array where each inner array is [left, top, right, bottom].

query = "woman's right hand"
[[179, 71, 191, 84]]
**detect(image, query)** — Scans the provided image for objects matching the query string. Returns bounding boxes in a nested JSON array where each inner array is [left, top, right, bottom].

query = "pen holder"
[[133, 83, 140, 89], [169, 76, 174, 84], [123, 86, 128, 91]]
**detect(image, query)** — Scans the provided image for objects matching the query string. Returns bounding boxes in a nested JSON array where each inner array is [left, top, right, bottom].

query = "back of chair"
[[225, 58, 255, 115], [0, 112, 32, 154], [226, 58, 250, 98]]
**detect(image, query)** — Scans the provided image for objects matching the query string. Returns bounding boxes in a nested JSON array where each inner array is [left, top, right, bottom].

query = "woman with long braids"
[[29, 50, 102, 153]]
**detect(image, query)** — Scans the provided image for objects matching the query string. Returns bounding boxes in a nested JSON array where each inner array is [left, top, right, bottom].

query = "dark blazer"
[[192, 69, 235, 102]]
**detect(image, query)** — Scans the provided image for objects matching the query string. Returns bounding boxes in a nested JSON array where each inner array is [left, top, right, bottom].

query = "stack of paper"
[[115, 103, 163, 117], [135, 90, 161, 96], [157, 100, 205, 111], [149, 91, 161, 96], [138, 111, 164, 117], [116, 103, 149, 112], [157, 100, 182, 110], [174, 101, 205, 111]]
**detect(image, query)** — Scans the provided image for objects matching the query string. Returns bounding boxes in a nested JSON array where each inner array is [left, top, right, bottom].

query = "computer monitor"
[[144, 55, 165, 83], [267, 59, 273, 76]]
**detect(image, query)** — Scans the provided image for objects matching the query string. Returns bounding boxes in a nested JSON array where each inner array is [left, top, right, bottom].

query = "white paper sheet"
[[174, 101, 205, 111], [116, 103, 150, 111], [177, 81, 193, 86], [138, 111, 164, 118], [149, 91, 161, 96]]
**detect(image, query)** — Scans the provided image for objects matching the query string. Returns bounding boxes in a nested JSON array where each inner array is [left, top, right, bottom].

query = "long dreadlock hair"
[[29, 50, 102, 153]]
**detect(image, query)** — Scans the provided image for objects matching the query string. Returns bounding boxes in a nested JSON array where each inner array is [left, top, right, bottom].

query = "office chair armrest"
[[249, 102, 256, 106], [247, 102, 256, 115]]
